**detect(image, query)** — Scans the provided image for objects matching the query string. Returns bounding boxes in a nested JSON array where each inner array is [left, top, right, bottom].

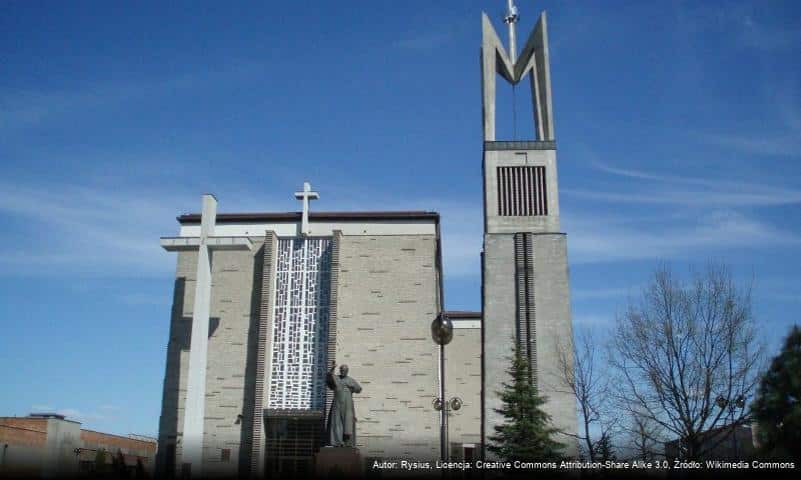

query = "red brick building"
[[0, 413, 157, 477]]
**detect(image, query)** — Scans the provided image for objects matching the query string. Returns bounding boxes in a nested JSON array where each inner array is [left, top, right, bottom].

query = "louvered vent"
[[497, 166, 548, 216]]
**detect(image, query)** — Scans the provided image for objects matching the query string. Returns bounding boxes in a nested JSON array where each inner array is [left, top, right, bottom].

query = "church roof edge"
[[442, 310, 482, 319], [177, 211, 440, 224]]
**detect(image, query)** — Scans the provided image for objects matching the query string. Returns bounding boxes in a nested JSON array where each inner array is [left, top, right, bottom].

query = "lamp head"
[[431, 313, 454, 345]]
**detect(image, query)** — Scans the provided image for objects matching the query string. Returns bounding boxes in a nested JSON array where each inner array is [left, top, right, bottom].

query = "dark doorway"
[[264, 411, 325, 477]]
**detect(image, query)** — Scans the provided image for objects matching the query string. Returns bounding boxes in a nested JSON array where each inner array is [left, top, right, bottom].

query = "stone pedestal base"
[[315, 446, 363, 478]]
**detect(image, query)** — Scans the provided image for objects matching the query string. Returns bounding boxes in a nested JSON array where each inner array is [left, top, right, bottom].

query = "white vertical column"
[[181, 194, 217, 478]]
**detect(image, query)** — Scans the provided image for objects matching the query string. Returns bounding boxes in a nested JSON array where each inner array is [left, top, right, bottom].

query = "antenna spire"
[[503, 0, 520, 63]]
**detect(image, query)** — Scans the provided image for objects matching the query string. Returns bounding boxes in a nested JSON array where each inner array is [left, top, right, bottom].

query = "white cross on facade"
[[294, 181, 319, 236], [159, 194, 253, 478]]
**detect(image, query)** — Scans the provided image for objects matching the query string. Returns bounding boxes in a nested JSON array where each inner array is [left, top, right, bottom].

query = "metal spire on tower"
[[503, 0, 519, 63]]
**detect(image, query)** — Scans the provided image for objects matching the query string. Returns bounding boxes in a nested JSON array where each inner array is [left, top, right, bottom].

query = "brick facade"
[[0, 416, 156, 477]]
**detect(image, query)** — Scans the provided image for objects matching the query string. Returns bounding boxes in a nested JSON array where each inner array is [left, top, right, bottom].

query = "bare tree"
[[610, 262, 762, 460], [558, 328, 617, 461], [623, 409, 664, 461]]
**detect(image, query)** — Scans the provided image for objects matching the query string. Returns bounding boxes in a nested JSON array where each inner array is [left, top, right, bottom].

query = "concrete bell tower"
[[480, 3, 577, 458]]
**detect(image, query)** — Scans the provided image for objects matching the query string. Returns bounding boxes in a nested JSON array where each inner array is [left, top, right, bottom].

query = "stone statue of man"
[[326, 362, 362, 447]]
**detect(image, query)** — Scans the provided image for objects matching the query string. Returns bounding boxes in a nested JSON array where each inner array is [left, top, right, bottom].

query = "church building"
[[155, 5, 575, 478]]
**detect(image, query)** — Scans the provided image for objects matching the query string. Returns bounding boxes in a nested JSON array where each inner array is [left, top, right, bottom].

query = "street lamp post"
[[431, 313, 454, 462], [716, 395, 746, 458]]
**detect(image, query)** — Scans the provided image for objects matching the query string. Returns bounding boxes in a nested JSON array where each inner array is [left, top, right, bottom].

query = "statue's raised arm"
[[326, 361, 339, 390], [325, 364, 361, 447]]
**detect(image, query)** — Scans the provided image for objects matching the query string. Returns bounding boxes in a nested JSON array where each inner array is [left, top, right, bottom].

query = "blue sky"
[[1, 1, 799, 437]]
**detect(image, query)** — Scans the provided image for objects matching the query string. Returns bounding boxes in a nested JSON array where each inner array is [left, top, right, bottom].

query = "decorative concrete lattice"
[[268, 237, 332, 410]]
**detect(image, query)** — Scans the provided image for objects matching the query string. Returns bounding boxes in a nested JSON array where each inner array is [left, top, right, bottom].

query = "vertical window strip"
[[531, 167, 538, 215], [541, 166, 549, 215], [511, 168, 520, 217], [522, 167, 527, 215], [535, 167, 543, 215], [513, 233, 537, 383], [506, 167, 511, 216], [500, 167, 506, 216], [537, 166, 544, 216], [520, 167, 526, 217], [497, 168, 503, 216], [505, 167, 512, 216], [526, 167, 533, 215], [499, 167, 505, 216]]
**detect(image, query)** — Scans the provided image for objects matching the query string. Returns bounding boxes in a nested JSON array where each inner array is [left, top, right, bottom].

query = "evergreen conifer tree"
[[135, 458, 146, 479], [94, 448, 106, 473], [114, 449, 129, 479], [488, 344, 564, 462], [752, 325, 801, 461]]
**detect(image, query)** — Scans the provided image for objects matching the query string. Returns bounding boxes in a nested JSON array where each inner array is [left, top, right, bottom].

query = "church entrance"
[[264, 411, 325, 477]]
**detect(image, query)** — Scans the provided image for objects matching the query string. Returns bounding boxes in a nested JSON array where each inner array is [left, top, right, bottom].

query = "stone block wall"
[[445, 328, 482, 447], [158, 232, 447, 472], [481, 233, 577, 458], [157, 242, 264, 477], [530, 234, 576, 455], [334, 234, 441, 460]]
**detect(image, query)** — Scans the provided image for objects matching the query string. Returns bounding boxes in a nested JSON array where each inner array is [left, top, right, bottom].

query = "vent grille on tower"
[[497, 166, 548, 216]]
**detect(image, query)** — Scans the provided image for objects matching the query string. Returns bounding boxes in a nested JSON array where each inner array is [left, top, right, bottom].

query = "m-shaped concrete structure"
[[479, 4, 577, 458]]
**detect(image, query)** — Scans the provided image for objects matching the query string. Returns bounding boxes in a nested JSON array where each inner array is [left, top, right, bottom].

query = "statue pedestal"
[[315, 446, 363, 478]]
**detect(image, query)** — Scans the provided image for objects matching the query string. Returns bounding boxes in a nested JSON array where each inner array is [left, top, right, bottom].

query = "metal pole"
[[505, 0, 518, 64], [440, 343, 447, 462], [432, 313, 453, 466]]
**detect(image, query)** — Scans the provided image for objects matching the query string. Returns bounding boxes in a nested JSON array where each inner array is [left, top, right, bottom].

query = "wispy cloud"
[[566, 209, 800, 264], [768, 292, 801, 302], [118, 293, 171, 306], [0, 182, 194, 276], [702, 133, 801, 157], [0, 62, 264, 132], [428, 202, 482, 278], [591, 161, 772, 188], [753, 277, 801, 304], [572, 286, 639, 301], [680, 3, 801, 52], [700, 86, 801, 157], [564, 187, 801, 207], [394, 31, 455, 50], [565, 161, 801, 207], [572, 313, 615, 327], [0, 175, 485, 280], [393, 16, 470, 51], [4, 178, 793, 276], [738, 14, 801, 51]]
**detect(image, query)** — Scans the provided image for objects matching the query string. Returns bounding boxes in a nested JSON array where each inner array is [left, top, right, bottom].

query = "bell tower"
[[480, 2, 577, 457]]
